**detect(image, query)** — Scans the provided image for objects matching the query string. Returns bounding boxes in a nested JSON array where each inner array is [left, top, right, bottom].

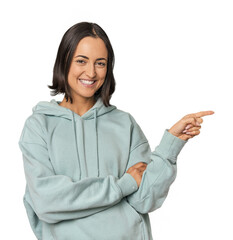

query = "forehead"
[[75, 37, 108, 58]]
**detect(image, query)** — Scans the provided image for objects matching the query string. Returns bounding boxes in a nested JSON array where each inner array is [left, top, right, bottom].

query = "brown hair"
[[48, 22, 116, 106]]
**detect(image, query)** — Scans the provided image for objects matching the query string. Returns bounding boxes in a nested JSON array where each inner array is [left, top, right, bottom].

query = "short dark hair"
[[48, 22, 116, 107]]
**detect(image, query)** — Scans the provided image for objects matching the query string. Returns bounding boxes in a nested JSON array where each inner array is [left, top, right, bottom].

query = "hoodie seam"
[[130, 140, 148, 153], [19, 141, 47, 149]]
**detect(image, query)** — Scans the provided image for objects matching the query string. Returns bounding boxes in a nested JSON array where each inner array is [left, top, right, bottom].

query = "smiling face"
[[67, 36, 108, 103]]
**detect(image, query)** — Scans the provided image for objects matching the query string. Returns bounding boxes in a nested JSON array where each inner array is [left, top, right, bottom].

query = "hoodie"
[[19, 97, 187, 240]]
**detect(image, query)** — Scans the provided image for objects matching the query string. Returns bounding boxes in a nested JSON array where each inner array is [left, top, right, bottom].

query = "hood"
[[32, 98, 116, 178], [32, 97, 116, 120]]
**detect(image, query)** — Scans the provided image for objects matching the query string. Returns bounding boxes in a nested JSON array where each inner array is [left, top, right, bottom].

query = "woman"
[[19, 22, 214, 240]]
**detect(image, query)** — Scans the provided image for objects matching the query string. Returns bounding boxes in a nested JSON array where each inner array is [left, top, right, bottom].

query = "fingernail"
[[196, 121, 201, 126], [183, 130, 187, 133], [185, 125, 191, 130]]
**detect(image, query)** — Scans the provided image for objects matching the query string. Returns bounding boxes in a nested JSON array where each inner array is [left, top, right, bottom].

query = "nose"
[[85, 63, 96, 79]]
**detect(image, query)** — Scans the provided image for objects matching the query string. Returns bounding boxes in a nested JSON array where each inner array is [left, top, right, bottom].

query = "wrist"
[[168, 129, 179, 138]]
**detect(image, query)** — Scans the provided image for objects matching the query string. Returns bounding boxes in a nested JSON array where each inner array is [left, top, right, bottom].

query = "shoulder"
[[20, 110, 49, 144], [23, 99, 60, 129], [111, 108, 148, 150], [19, 114, 47, 146], [111, 107, 147, 138], [24, 113, 47, 131], [110, 107, 136, 124]]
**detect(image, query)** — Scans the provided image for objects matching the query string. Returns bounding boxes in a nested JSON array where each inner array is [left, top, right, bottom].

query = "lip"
[[79, 79, 97, 88], [79, 78, 96, 81]]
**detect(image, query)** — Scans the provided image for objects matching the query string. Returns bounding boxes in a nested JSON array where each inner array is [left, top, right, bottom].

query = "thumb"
[[182, 116, 199, 127]]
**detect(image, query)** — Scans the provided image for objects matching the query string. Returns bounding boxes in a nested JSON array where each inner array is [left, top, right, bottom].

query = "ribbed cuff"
[[116, 173, 138, 197], [155, 129, 187, 164]]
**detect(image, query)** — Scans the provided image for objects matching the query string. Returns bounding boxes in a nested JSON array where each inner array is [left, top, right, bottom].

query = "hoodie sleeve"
[[125, 114, 187, 214], [19, 116, 138, 224]]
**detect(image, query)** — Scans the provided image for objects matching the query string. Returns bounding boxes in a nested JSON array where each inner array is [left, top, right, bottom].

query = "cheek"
[[99, 73, 107, 86], [69, 63, 83, 76], [67, 67, 82, 84], [69, 69, 79, 79], [67, 73, 75, 87], [96, 72, 106, 88], [99, 68, 107, 80]]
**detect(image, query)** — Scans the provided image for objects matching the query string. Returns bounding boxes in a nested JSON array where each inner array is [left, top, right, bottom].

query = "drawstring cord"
[[72, 112, 81, 179], [94, 108, 100, 177], [72, 109, 99, 179]]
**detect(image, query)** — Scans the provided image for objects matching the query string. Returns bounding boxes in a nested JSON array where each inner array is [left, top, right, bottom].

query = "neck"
[[59, 96, 96, 116]]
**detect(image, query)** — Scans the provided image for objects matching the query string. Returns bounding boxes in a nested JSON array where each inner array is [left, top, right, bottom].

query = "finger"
[[139, 168, 146, 173], [179, 134, 193, 141], [133, 162, 146, 168], [185, 111, 214, 120], [183, 116, 204, 128], [185, 122, 201, 130], [183, 126, 201, 133], [138, 162, 147, 166], [131, 162, 147, 171], [139, 163, 147, 170], [186, 134, 195, 139], [185, 124, 193, 130], [186, 130, 201, 136], [196, 117, 203, 124], [194, 111, 215, 118], [138, 165, 147, 171], [141, 164, 147, 170]]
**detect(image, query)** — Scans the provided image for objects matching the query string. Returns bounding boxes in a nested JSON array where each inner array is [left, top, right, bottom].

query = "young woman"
[[19, 22, 214, 240]]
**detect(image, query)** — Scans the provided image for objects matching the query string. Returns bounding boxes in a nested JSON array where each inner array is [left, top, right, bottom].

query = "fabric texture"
[[19, 97, 187, 240]]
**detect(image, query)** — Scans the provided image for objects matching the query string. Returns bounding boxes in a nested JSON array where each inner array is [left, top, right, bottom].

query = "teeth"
[[80, 79, 95, 85]]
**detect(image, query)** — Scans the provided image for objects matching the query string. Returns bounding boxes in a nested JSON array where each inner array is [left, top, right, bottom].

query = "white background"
[[1, 0, 232, 239]]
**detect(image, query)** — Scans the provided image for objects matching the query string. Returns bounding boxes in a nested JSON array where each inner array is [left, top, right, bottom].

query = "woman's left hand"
[[168, 111, 214, 141]]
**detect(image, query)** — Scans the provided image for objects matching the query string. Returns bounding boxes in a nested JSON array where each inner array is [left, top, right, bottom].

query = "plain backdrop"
[[1, 0, 232, 239]]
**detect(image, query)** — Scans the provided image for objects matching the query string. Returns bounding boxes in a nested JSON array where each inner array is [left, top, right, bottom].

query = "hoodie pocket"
[[49, 199, 144, 240]]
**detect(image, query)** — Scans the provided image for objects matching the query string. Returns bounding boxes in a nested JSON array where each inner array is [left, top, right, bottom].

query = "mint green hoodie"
[[19, 97, 187, 240]]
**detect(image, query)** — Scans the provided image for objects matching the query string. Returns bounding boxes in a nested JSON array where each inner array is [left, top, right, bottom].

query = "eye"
[[76, 60, 86, 64], [96, 62, 106, 67]]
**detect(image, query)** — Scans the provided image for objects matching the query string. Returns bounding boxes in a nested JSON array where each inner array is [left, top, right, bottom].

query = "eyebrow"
[[75, 55, 107, 61]]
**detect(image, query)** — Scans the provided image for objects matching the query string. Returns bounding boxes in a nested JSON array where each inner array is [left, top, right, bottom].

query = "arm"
[[126, 110, 214, 213], [125, 114, 187, 214], [19, 117, 138, 224]]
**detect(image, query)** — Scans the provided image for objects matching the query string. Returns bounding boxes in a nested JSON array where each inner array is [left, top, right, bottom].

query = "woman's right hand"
[[126, 162, 147, 187]]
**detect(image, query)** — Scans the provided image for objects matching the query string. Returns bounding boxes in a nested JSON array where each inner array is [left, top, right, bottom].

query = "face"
[[67, 36, 108, 102]]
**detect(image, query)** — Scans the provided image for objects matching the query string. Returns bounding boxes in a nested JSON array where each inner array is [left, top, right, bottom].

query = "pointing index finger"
[[194, 111, 215, 118]]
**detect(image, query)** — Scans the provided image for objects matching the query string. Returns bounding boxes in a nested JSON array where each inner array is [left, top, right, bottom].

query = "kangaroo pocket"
[[49, 198, 144, 240]]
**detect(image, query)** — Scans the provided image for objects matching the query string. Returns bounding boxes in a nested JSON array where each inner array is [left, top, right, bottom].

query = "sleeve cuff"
[[155, 129, 187, 164], [116, 173, 138, 197]]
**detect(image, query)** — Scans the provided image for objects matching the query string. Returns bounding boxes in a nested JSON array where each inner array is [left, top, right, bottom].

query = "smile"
[[79, 79, 97, 87]]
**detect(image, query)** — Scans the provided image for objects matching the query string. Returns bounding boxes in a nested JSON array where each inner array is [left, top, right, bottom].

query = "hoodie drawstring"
[[72, 109, 99, 179], [72, 112, 81, 179], [94, 108, 99, 177]]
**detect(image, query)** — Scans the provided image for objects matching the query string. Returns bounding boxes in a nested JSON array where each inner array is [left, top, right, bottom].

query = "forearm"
[[126, 130, 187, 213]]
